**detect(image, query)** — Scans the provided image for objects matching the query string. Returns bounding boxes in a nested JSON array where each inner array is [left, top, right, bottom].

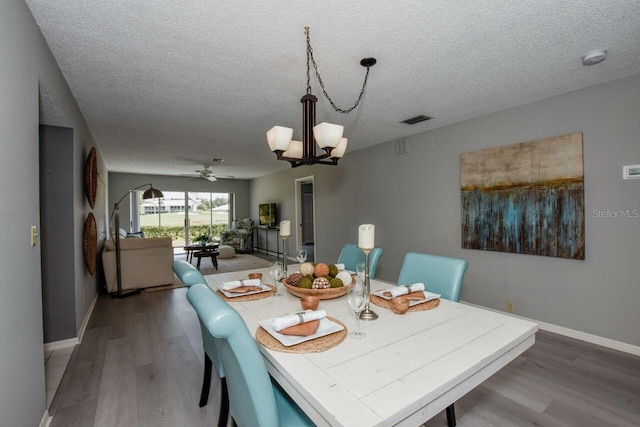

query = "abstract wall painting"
[[460, 132, 584, 260]]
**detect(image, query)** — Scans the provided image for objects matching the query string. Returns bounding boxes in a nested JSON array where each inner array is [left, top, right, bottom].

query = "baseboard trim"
[[39, 410, 51, 427], [43, 291, 99, 352], [460, 300, 640, 356], [77, 291, 99, 343], [43, 337, 78, 352]]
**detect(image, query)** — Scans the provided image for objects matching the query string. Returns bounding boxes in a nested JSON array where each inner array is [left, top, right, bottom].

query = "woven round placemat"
[[83, 212, 97, 275], [216, 284, 275, 302], [370, 295, 440, 312], [255, 317, 348, 353]]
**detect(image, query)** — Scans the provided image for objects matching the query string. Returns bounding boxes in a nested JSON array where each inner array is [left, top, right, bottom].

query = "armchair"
[[220, 218, 254, 253]]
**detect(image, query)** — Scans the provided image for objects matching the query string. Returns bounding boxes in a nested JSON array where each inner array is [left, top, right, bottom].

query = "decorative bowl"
[[282, 276, 354, 300]]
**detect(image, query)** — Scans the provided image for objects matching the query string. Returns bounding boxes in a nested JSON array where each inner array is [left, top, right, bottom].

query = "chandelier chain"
[[305, 27, 371, 114]]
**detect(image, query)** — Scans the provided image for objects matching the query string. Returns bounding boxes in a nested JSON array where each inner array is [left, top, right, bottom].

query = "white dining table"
[[205, 265, 538, 427]]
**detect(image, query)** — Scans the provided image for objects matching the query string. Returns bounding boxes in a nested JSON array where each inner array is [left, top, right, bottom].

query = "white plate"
[[373, 289, 441, 307], [217, 283, 271, 298], [258, 316, 344, 347]]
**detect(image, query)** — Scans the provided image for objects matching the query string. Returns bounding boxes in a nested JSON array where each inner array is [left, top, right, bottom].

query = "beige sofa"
[[102, 237, 174, 293]]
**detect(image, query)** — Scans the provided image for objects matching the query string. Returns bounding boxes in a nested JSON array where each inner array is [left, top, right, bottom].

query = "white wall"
[[251, 73, 640, 347], [1, 1, 104, 424]]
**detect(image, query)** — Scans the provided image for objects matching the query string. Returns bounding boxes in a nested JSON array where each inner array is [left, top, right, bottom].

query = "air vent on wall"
[[401, 115, 432, 125]]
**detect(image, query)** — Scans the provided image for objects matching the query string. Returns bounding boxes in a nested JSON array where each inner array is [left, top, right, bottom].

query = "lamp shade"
[[330, 138, 348, 158], [283, 140, 303, 159], [267, 126, 293, 151], [142, 186, 164, 199], [313, 122, 343, 148]]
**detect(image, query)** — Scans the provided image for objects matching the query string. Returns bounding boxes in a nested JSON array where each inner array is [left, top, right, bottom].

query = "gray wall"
[[0, 1, 106, 424], [251, 73, 640, 347], [108, 173, 251, 233], [40, 125, 77, 342]]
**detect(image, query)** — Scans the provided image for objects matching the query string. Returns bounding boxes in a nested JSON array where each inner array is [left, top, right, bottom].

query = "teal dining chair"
[[186, 284, 314, 427], [396, 252, 468, 427], [184, 283, 229, 427], [396, 252, 468, 302], [172, 260, 207, 287], [337, 243, 384, 279]]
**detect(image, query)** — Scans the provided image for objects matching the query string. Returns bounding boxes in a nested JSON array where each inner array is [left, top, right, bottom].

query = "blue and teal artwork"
[[460, 133, 585, 260]]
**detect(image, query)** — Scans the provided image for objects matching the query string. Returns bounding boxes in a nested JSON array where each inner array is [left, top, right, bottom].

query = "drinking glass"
[[348, 284, 366, 339], [269, 261, 284, 297], [296, 249, 307, 264], [356, 262, 366, 284]]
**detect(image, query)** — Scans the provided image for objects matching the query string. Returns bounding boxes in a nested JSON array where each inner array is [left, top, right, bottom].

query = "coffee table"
[[184, 242, 219, 263]]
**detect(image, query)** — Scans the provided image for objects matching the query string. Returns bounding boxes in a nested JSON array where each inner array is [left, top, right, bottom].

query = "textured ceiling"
[[25, 1, 640, 180]]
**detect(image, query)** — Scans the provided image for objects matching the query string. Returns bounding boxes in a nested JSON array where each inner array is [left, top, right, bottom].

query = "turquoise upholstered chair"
[[172, 260, 207, 287], [396, 252, 468, 427], [186, 284, 314, 427], [337, 243, 384, 279], [182, 282, 229, 427], [396, 252, 468, 302]]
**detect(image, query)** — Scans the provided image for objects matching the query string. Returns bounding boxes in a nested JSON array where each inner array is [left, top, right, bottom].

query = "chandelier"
[[267, 27, 376, 167]]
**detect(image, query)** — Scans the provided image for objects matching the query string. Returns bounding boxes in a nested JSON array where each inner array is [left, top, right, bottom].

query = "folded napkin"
[[273, 309, 326, 331], [382, 283, 425, 298], [221, 278, 261, 291], [334, 263, 345, 270]]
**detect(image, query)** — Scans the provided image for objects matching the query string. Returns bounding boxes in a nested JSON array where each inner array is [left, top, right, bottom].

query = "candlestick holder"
[[281, 235, 289, 277], [359, 248, 378, 321]]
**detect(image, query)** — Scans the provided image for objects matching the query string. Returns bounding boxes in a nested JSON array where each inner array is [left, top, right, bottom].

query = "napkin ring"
[[296, 312, 305, 324], [404, 285, 412, 293]]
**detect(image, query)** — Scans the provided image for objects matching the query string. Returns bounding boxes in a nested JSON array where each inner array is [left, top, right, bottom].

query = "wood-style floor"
[[50, 287, 640, 427]]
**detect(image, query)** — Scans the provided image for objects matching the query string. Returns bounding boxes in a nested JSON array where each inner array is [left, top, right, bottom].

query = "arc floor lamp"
[[111, 183, 164, 298]]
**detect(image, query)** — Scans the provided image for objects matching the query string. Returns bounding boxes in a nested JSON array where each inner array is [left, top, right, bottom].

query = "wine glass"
[[356, 262, 366, 285], [296, 249, 307, 264], [348, 284, 366, 339], [269, 261, 284, 297]]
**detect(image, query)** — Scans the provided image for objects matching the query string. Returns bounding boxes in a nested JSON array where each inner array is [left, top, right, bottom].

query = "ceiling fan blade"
[[206, 176, 217, 182]]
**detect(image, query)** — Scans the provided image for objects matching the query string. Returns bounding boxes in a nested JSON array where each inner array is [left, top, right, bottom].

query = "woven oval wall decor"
[[83, 212, 97, 275], [84, 147, 97, 208]]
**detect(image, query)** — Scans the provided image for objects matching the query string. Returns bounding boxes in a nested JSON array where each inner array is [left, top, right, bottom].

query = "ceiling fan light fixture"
[[267, 26, 375, 168]]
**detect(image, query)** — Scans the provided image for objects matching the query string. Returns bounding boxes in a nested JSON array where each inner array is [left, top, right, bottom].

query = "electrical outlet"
[[506, 301, 515, 313]]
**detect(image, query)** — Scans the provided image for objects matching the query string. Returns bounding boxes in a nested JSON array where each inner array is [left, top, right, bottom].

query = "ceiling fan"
[[182, 164, 234, 182]]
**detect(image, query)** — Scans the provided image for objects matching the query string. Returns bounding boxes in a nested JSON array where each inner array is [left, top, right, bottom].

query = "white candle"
[[358, 224, 375, 249], [279, 220, 291, 237]]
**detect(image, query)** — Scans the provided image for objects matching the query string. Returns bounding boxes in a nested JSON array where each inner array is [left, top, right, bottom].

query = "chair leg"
[[218, 377, 229, 427], [199, 353, 212, 407], [196, 256, 202, 270], [446, 403, 456, 427], [212, 255, 218, 270]]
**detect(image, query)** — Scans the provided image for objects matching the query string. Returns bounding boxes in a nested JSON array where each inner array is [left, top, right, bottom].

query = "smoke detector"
[[581, 49, 607, 66]]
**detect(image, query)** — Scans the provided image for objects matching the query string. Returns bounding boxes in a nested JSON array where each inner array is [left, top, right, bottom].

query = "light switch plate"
[[623, 164, 640, 180], [30, 225, 38, 247]]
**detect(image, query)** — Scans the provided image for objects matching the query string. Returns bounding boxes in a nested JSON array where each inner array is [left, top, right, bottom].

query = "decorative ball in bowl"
[[282, 262, 355, 300]]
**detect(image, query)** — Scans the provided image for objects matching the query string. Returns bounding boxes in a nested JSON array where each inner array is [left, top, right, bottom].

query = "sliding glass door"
[[137, 191, 231, 251], [186, 192, 230, 245]]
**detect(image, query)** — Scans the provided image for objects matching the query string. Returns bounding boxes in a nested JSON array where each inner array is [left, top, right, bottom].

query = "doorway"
[[295, 176, 316, 262]]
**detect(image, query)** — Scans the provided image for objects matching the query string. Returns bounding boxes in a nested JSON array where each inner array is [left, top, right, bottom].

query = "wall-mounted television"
[[258, 203, 277, 227]]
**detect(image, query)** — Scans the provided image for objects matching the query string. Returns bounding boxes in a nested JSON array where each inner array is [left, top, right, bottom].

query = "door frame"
[[294, 175, 316, 259]]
